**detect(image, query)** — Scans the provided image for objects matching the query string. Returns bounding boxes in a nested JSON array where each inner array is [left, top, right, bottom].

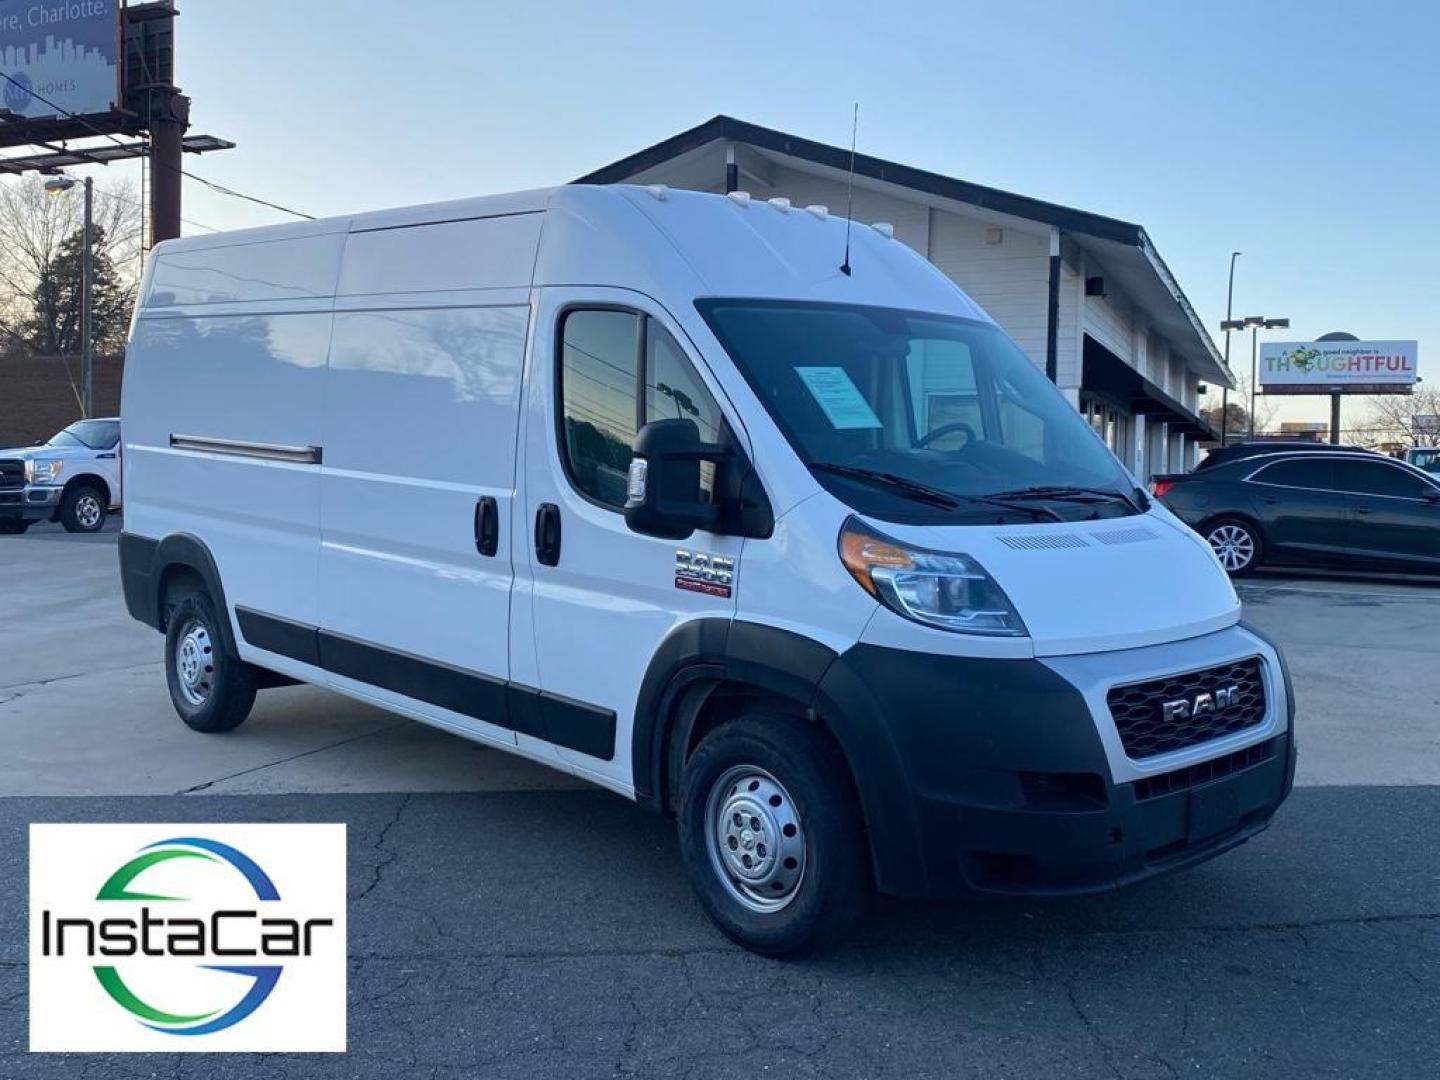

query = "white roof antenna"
[[767, 196, 792, 212], [870, 222, 895, 239], [805, 204, 829, 220], [645, 184, 668, 201], [727, 190, 752, 207]]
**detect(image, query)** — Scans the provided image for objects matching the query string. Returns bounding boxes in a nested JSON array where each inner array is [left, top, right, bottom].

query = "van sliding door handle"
[[474, 496, 499, 556], [535, 503, 562, 566]]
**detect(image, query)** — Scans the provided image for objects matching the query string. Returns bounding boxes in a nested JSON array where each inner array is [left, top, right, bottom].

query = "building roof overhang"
[[577, 115, 1234, 392]]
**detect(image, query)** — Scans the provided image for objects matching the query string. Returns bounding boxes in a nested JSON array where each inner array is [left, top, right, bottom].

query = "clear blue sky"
[[103, 1, 1440, 423]]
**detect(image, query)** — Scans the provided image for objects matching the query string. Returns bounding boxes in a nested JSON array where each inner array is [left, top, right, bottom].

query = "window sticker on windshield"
[[795, 367, 883, 430]]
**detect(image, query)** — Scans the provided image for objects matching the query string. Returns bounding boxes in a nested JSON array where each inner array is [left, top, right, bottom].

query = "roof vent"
[[645, 184, 668, 201], [767, 197, 792, 213], [870, 221, 895, 239], [727, 190, 752, 207], [805, 204, 829, 220]]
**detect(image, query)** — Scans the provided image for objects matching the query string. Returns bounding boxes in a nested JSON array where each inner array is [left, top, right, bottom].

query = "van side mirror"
[[623, 419, 725, 540]]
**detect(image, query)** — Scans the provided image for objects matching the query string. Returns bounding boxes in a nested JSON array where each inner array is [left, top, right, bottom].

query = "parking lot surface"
[[2, 523, 1437, 1078]]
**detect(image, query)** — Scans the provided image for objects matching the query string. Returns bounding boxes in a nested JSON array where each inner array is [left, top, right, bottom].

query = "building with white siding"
[[577, 116, 1231, 479]]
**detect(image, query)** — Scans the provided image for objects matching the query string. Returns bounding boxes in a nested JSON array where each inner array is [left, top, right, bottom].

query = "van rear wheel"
[[677, 713, 871, 956], [164, 589, 257, 733]]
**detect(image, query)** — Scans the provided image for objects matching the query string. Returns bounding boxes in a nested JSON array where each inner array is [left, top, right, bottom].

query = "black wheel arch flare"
[[632, 618, 929, 896]]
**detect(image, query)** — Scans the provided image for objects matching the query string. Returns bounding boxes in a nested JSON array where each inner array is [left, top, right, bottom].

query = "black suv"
[[1155, 448, 1440, 575]]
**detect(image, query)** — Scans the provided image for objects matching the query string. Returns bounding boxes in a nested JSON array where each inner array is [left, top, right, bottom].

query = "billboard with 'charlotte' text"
[[1259, 340, 1418, 395], [0, 0, 120, 120]]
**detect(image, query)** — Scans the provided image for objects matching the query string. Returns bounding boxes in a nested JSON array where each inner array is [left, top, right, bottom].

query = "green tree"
[[23, 223, 135, 356]]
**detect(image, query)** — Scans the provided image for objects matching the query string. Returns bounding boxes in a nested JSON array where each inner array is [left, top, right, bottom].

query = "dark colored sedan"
[[1155, 449, 1440, 575]]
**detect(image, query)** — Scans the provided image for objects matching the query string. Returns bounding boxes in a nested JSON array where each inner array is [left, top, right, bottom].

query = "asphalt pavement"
[[1, 521, 1436, 1078]]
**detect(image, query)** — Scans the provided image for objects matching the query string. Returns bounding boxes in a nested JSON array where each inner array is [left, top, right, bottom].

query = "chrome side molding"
[[169, 433, 322, 465]]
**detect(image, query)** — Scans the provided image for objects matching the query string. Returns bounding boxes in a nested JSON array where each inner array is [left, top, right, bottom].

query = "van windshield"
[[696, 299, 1138, 523]]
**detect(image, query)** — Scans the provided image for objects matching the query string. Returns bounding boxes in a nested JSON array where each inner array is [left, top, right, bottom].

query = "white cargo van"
[[120, 185, 1294, 954]]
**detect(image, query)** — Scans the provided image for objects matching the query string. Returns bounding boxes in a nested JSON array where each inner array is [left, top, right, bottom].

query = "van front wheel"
[[164, 590, 257, 733], [677, 714, 871, 956]]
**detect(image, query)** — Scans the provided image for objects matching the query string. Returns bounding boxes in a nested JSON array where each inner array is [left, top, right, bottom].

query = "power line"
[[0, 69, 313, 221]]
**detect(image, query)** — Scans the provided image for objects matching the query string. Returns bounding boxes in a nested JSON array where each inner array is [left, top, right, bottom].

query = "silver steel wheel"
[[174, 620, 215, 708], [75, 493, 102, 529], [704, 765, 807, 913], [1207, 523, 1256, 572]]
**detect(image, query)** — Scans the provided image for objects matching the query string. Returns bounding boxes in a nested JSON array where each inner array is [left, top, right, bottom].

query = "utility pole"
[[81, 176, 93, 418]]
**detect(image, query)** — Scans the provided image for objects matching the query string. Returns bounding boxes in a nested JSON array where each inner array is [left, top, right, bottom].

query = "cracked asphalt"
[[2, 524, 1438, 1077]]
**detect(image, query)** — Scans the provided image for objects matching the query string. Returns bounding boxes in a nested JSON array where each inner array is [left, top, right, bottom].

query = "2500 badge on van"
[[119, 185, 1295, 954]]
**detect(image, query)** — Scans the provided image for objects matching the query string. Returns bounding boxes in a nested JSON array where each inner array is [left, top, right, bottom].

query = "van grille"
[[1107, 658, 1267, 759], [0, 459, 23, 490], [1132, 738, 1277, 801]]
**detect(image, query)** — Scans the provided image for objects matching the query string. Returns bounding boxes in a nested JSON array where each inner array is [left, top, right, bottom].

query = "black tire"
[[163, 589, 258, 733], [59, 483, 107, 533], [1203, 516, 1263, 577], [677, 713, 871, 956], [0, 518, 30, 534]]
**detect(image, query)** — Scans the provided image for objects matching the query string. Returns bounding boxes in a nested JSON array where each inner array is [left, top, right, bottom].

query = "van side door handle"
[[535, 502, 561, 566], [474, 496, 499, 556]]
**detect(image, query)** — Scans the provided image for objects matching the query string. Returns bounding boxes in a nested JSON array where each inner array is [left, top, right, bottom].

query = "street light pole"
[[1221, 252, 1241, 446], [81, 176, 93, 419], [1243, 315, 1290, 440]]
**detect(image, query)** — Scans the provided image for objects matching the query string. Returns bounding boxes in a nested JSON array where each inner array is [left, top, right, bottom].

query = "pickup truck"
[[0, 418, 122, 534]]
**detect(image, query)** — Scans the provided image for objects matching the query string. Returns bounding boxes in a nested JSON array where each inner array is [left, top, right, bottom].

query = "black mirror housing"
[[623, 419, 722, 540]]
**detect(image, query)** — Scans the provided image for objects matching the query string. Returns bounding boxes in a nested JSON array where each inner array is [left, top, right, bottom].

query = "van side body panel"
[[124, 225, 343, 643]]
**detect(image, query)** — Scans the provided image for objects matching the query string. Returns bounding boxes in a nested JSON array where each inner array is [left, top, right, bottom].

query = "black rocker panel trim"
[[317, 628, 509, 727], [509, 684, 618, 762], [235, 606, 320, 667], [232, 607, 616, 760]]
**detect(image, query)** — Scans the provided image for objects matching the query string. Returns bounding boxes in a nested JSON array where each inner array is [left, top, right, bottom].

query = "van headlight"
[[838, 517, 1027, 636], [26, 459, 63, 483]]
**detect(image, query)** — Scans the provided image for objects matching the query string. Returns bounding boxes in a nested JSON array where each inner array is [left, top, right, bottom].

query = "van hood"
[[869, 509, 1240, 657]]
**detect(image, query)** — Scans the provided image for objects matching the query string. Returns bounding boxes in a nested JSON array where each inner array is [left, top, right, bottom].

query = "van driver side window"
[[559, 309, 723, 511]]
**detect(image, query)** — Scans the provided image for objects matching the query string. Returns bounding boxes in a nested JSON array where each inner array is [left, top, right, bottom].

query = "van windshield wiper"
[[809, 463, 1065, 521], [986, 484, 1143, 513]]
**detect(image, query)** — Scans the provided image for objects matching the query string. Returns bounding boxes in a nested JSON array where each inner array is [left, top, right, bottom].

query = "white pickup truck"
[[0, 418, 122, 534]]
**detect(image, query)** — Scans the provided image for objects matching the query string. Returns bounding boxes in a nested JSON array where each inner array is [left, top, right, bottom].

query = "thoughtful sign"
[[0, 0, 120, 119], [1259, 340, 1418, 394]]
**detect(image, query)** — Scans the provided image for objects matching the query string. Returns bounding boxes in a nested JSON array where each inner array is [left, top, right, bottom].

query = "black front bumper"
[[814, 631, 1296, 899]]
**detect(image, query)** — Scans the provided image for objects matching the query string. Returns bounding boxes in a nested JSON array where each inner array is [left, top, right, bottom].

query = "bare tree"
[[1361, 385, 1440, 449], [0, 175, 142, 356]]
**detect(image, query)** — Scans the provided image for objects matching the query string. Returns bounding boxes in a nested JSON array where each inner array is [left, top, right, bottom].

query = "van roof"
[[151, 187, 558, 254], [146, 184, 984, 321]]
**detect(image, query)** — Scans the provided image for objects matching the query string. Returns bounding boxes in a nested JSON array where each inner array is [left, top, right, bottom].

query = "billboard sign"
[[1259, 340, 1418, 395], [1413, 414, 1440, 436], [0, 0, 120, 120]]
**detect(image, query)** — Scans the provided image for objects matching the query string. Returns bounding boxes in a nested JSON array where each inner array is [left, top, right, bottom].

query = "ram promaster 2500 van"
[[119, 185, 1295, 954]]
